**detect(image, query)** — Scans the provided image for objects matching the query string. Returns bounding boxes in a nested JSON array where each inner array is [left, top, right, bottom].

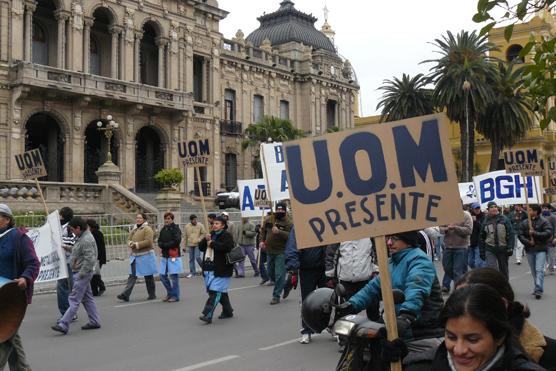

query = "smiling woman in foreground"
[[432, 284, 545, 371]]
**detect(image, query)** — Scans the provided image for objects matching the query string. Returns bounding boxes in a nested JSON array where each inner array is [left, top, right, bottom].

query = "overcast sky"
[[217, 0, 479, 117]]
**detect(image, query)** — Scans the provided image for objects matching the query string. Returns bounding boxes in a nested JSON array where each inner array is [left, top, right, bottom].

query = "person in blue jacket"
[[284, 226, 327, 344], [338, 230, 444, 368]]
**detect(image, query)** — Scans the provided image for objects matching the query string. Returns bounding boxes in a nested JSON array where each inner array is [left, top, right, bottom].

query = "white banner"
[[458, 182, 478, 204], [260, 142, 289, 201], [238, 179, 273, 217], [473, 170, 542, 210], [26, 210, 68, 283]]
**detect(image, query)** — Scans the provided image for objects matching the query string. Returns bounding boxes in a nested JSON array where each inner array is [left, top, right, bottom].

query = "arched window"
[[90, 36, 100, 75], [32, 22, 48, 65], [506, 44, 524, 63]]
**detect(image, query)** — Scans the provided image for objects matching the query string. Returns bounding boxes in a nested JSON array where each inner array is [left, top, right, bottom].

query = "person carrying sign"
[[336, 231, 444, 368], [0, 204, 40, 371], [478, 202, 514, 280], [260, 203, 292, 305], [518, 205, 553, 300], [57, 207, 77, 319]]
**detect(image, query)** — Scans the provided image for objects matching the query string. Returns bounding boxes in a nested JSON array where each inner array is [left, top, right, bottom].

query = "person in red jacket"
[[0, 203, 40, 371]]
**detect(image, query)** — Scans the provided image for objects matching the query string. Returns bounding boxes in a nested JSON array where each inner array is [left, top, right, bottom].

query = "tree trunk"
[[468, 120, 475, 179], [489, 141, 500, 171]]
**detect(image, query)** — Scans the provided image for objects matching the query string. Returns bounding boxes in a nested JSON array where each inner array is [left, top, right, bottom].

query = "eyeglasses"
[[387, 235, 400, 242]]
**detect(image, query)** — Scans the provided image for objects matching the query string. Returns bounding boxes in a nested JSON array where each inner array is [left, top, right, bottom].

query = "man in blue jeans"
[[469, 203, 486, 269], [440, 208, 473, 293], [518, 204, 552, 300], [259, 203, 292, 305]]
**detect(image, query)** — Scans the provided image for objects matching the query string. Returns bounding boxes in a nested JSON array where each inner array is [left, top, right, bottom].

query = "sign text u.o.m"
[[284, 113, 462, 249], [15, 148, 47, 180], [177, 138, 213, 167], [503, 148, 544, 176]]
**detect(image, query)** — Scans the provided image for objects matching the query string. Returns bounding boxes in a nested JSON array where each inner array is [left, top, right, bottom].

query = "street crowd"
[[2, 199, 556, 370]]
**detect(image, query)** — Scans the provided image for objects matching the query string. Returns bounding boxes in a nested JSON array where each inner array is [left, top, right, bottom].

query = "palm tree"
[[376, 73, 435, 122], [477, 62, 534, 171], [425, 30, 497, 182], [242, 116, 305, 176]]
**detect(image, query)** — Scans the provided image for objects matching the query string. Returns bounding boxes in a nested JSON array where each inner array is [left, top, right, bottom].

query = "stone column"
[[83, 18, 92, 73], [119, 32, 125, 80], [55, 11, 69, 69], [110, 26, 119, 79], [134, 31, 142, 82], [23, 1, 35, 62], [155, 37, 167, 88]]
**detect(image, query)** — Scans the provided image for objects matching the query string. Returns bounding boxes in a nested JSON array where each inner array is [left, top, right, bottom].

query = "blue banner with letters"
[[472, 170, 542, 209]]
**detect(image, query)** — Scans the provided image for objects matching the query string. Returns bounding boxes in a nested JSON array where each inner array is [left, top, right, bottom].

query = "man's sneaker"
[[51, 324, 67, 335], [117, 294, 129, 302], [199, 315, 212, 324], [186, 273, 194, 278], [299, 334, 311, 344], [265, 281, 275, 286], [270, 297, 280, 305], [81, 323, 101, 330], [259, 279, 269, 286], [535, 292, 542, 300]]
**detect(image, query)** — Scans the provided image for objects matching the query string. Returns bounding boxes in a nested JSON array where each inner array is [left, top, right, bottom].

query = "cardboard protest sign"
[[545, 176, 556, 196], [458, 182, 478, 204], [238, 179, 273, 217], [548, 155, 556, 177], [178, 138, 213, 167], [503, 148, 544, 176], [283, 113, 462, 249], [26, 210, 68, 283], [473, 170, 542, 209], [14, 149, 47, 180], [260, 142, 289, 201]]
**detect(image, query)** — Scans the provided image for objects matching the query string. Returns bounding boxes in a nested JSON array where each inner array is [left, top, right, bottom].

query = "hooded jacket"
[[479, 214, 514, 256], [325, 238, 374, 282]]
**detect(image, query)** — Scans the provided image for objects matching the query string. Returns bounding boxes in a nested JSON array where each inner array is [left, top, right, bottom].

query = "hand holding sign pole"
[[284, 114, 462, 371]]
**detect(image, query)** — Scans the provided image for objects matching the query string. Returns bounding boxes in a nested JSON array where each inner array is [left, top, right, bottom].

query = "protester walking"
[[198, 216, 234, 324], [56, 207, 77, 319], [0, 204, 40, 371], [439, 209, 472, 293], [184, 214, 205, 278], [510, 204, 528, 265], [260, 203, 292, 305], [86, 219, 106, 297], [469, 203, 486, 269], [235, 218, 259, 278], [479, 201, 514, 280], [256, 223, 270, 285], [117, 213, 157, 302], [518, 204, 552, 300], [52, 217, 101, 335], [158, 212, 183, 302], [542, 203, 556, 274], [284, 226, 327, 344]]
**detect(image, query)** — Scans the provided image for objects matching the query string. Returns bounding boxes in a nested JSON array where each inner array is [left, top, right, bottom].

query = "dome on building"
[[246, 1, 336, 53]]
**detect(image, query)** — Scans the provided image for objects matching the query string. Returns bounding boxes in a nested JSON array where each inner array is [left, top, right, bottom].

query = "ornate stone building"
[[0, 0, 358, 199]]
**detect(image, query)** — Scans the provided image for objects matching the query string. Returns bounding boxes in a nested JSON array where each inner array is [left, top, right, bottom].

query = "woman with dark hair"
[[86, 219, 106, 296], [198, 215, 234, 324], [432, 284, 544, 370], [157, 212, 182, 302], [117, 213, 157, 302], [456, 268, 556, 368]]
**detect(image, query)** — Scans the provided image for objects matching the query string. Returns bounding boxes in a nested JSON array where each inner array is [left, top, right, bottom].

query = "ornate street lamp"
[[97, 115, 119, 164]]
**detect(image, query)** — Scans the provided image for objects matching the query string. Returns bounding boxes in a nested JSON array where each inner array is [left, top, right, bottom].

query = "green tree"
[[473, 0, 556, 129], [376, 73, 435, 122], [477, 62, 534, 171], [242, 116, 305, 176], [425, 30, 497, 182]]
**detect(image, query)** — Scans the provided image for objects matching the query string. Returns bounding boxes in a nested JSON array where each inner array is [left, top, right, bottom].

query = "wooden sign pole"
[[34, 179, 49, 215], [522, 175, 534, 244], [257, 208, 265, 268], [374, 236, 402, 371]]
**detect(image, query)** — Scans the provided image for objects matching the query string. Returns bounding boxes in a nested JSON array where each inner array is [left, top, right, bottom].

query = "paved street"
[[20, 258, 556, 371]]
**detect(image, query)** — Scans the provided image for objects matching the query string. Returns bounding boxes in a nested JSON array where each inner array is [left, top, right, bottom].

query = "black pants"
[[202, 291, 233, 319], [120, 261, 155, 299], [340, 280, 378, 321], [300, 269, 327, 334], [90, 263, 106, 296]]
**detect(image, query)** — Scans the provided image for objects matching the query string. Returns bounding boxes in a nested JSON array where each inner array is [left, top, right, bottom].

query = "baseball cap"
[[471, 202, 481, 209], [487, 201, 498, 209], [275, 203, 287, 212]]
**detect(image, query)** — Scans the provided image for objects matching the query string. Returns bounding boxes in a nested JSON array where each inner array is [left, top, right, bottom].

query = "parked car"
[[215, 189, 240, 209]]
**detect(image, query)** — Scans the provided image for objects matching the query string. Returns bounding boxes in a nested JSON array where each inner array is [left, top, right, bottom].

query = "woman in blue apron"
[[157, 212, 183, 302], [117, 213, 157, 301], [198, 216, 234, 324]]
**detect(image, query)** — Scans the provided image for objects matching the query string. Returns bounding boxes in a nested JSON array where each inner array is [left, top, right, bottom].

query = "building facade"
[[0, 0, 358, 197]]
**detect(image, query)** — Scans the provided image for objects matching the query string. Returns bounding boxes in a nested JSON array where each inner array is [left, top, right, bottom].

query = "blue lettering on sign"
[[242, 186, 254, 211], [280, 170, 288, 192], [479, 175, 534, 203], [393, 119, 448, 187], [274, 145, 284, 163], [285, 140, 332, 204]]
